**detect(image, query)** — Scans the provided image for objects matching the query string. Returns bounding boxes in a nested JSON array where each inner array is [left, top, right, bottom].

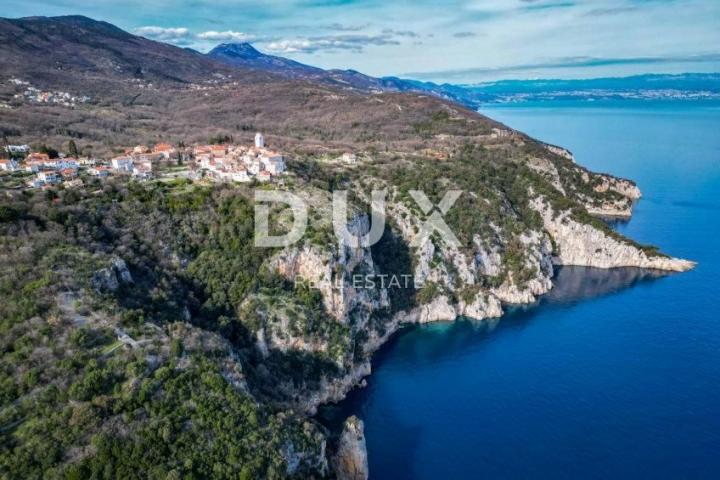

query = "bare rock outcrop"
[[333, 416, 369, 480], [531, 196, 695, 272], [91, 257, 133, 292]]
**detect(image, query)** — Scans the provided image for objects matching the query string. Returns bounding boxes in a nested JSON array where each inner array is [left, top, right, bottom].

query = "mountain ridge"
[[207, 40, 484, 105]]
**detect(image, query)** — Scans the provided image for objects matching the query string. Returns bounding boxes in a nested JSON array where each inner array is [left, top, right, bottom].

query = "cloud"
[[196, 30, 254, 42], [382, 28, 419, 38], [135, 26, 253, 46], [582, 6, 639, 17], [519, 1, 576, 11], [134, 26, 193, 45], [453, 31, 477, 38], [324, 22, 369, 32], [265, 33, 401, 54], [262, 26, 429, 54]]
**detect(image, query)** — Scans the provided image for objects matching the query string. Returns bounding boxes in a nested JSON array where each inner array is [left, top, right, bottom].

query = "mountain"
[[0, 15, 483, 109], [208, 42, 328, 78], [465, 73, 720, 93], [208, 42, 487, 106], [208, 43, 720, 105], [459, 73, 720, 103], [0, 15, 284, 90], [209, 41, 409, 91]]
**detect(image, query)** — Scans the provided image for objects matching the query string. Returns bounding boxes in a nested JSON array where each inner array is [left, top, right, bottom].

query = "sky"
[[3, 0, 720, 83]]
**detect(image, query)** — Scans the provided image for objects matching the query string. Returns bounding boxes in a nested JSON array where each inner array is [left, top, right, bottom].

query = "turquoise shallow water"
[[320, 100, 720, 479]]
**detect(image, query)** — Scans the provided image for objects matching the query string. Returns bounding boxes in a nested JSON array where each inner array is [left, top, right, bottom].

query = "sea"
[[319, 99, 720, 479]]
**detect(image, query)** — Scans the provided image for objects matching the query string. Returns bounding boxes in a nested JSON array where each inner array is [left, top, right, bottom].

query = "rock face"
[[595, 175, 642, 200], [543, 142, 575, 161], [578, 171, 642, 217], [402, 292, 505, 323], [261, 214, 390, 413], [531, 197, 695, 272], [387, 199, 552, 316], [333, 416, 369, 480], [91, 257, 133, 292], [282, 434, 328, 477], [491, 230, 555, 304], [417, 295, 457, 323]]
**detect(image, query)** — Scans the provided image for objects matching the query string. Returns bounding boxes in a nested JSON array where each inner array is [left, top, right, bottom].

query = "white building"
[[254, 132, 264, 148], [341, 152, 357, 164], [54, 158, 78, 170], [231, 170, 250, 183], [132, 160, 153, 179], [260, 152, 285, 174], [111, 156, 134, 172], [89, 167, 111, 177], [247, 161, 261, 175], [37, 170, 60, 184], [4, 145, 30, 155], [0, 159, 19, 171], [490, 128, 512, 139]]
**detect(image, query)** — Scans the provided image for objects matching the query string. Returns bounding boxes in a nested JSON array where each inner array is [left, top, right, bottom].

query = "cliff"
[[530, 196, 694, 271], [333, 416, 369, 480]]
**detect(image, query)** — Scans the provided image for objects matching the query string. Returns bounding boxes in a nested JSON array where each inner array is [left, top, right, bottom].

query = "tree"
[[38, 145, 60, 159], [68, 140, 79, 158], [1, 133, 9, 160]]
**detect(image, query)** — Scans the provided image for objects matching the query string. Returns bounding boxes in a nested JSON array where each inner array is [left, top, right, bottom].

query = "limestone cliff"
[[333, 416, 369, 480], [530, 196, 694, 272]]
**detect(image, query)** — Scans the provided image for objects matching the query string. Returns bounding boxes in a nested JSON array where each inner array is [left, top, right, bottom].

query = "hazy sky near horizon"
[[4, 0, 720, 83]]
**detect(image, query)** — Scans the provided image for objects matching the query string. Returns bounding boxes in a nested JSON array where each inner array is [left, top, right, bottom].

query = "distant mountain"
[[460, 73, 720, 103], [207, 42, 720, 106], [208, 43, 327, 78], [464, 73, 720, 93], [208, 42, 486, 107]]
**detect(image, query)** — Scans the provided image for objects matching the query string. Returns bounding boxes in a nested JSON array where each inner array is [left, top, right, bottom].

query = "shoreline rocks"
[[333, 416, 369, 480], [530, 196, 695, 272]]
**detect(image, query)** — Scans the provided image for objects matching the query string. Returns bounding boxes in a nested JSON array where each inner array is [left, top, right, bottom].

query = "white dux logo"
[[407, 190, 461, 248], [254, 189, 462, 248]]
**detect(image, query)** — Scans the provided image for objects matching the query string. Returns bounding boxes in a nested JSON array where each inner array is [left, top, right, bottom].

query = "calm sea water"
[[320, 100, 720, 479]]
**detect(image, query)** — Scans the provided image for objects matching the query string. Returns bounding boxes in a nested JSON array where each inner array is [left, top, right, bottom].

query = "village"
[[9, 78, 91, 107], [0, 132, 287, 189]]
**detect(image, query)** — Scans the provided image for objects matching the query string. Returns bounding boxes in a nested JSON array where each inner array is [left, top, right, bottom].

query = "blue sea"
[[320, 100, 720, 479]]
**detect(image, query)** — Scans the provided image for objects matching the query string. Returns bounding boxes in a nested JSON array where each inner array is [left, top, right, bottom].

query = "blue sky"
[[3, 0, 720, 83]]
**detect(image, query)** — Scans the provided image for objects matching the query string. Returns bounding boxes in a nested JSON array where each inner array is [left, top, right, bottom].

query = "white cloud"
[[135, 26, 255, 48], [196, 30, 254, 42], [135, 26, 192, 42], [265, 39, 314, 54], [265, 34, 401, 54]]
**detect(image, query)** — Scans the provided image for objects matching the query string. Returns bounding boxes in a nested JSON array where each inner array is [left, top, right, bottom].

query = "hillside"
[[0, 15, 694, 480], [207, 42, 478, 105], [0, 16, 246, 85]]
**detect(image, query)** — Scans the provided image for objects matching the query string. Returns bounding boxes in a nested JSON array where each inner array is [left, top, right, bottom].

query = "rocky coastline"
[[265, 172, 694, 478]]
